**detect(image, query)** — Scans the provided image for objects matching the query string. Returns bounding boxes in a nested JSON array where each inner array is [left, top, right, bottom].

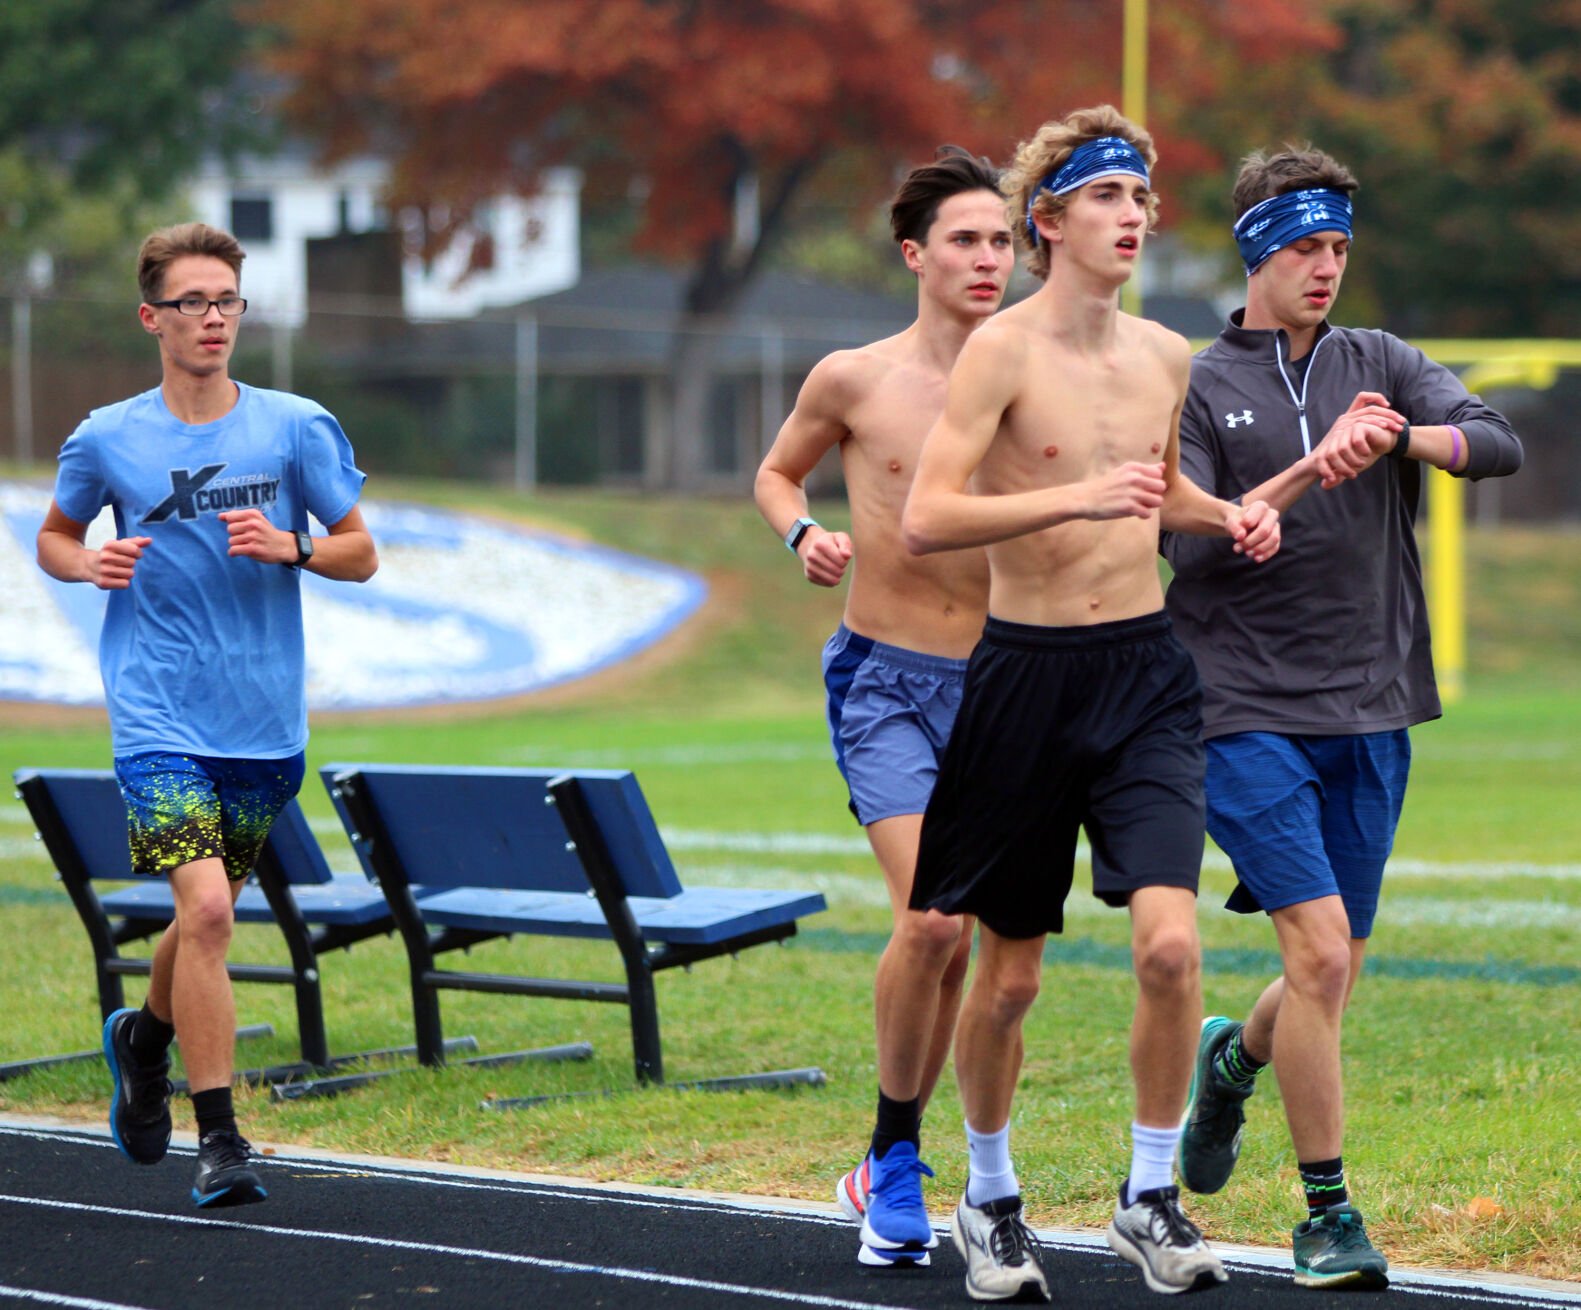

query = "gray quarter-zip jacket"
[[1162, 311, 1523, 741]]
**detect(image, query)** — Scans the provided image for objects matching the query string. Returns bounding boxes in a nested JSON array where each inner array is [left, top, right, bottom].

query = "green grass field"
[[1, 483, 1577, 1282]]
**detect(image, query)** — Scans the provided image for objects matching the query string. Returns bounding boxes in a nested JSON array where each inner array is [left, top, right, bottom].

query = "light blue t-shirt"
[[52, 382, 366, 760]]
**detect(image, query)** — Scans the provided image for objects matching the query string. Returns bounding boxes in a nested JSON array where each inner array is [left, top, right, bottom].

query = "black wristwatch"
[[284, 529, 314, 569], [1390, 422, 1412, 459]]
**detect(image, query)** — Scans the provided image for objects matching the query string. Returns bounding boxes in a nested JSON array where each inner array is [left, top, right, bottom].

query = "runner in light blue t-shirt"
[[36, 222, 379, 1210], [53, 381, 365, 760]]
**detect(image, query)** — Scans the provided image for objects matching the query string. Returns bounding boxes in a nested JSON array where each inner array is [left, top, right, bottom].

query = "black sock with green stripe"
[[1299, 1157, 1348, 1217], [1212, 1027, 1266, 1088]]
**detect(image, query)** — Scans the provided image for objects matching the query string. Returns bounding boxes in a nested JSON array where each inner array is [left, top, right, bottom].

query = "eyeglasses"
[[148, 296, 248, 317]]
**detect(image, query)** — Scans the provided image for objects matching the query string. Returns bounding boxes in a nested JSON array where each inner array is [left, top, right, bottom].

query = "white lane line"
[[1, 1127, 1577, 1306], [0, 1193, 897, 1310], [6, 805, 1581, 883], [0, 1289, 153, 1310]]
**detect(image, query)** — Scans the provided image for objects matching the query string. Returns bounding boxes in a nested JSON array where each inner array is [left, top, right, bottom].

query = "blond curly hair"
[[1003, 105, 1159, 281]]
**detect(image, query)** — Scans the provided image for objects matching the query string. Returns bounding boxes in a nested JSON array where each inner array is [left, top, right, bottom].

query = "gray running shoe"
[[1106, 1184, 1228, 1294], [102, 1008, 172, 1166], [1177, 1015, 1254, 1194], [951, 1195, 1050, 1303], [1293, 1204, 1390, 1289]]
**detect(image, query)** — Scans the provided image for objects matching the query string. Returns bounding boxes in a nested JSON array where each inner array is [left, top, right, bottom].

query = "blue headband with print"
[[1234, 188, 1354, 276], [1025, 136, 1151, 245]]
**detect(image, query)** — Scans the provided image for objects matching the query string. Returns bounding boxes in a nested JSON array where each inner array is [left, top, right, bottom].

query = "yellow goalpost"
[[1414, 341, 1580, 701]]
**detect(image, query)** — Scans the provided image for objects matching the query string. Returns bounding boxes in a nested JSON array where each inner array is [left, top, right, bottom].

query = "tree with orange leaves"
[[260, 0, 1340, 487]]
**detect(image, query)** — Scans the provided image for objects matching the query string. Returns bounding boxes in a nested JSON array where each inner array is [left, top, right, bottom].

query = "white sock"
[[1126, 1121, 1181, 1201], [965, 1120, 1018, 1206]]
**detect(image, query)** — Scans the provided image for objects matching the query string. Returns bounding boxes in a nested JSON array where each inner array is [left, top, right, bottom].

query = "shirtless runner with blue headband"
[[1162, 145, 1523, 1290], [903, 105, 1280, 1303]]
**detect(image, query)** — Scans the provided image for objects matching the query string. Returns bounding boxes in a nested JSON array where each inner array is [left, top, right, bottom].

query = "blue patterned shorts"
[[114, 751, 307, 882]]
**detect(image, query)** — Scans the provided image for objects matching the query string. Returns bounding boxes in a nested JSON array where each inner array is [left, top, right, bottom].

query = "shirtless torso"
[[755, 184, 1012, 659], [806, 333, 988, 656]]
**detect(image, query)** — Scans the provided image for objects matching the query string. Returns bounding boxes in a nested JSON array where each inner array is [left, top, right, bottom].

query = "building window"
[[230, 195, 273, 242]]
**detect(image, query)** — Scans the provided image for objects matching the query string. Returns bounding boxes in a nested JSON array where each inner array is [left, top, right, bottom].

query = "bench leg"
[[3, 1023, 276, 1085], [270, 1039, 592, 1101], [627, 969, 664, 1086]]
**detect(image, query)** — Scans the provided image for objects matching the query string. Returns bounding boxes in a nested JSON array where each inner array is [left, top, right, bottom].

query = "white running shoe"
[[951, 1194, 1051, 1303], [1105, 1184, 1227, 1294]]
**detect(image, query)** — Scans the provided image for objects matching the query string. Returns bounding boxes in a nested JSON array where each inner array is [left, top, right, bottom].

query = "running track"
[[2, 1121, 1576, 1310]]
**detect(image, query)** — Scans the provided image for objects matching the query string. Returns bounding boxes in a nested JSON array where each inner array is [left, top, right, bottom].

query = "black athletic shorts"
[[909, 611, 1205, 939]]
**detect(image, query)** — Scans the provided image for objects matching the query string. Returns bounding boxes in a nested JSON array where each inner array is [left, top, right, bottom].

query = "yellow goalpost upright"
[[1414, 341, 1580, 701]]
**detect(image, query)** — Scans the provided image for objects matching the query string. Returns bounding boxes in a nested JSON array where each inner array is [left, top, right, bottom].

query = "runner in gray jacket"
[[1161, 145, 1522, 1290]]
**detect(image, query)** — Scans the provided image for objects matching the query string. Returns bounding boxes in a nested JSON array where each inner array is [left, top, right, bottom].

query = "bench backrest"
[[322, 764, 684, 899], [13, 768, 332, 886]]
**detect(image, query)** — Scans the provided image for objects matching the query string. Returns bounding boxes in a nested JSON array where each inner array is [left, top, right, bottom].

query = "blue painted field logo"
[[0, 485, 707, 710]]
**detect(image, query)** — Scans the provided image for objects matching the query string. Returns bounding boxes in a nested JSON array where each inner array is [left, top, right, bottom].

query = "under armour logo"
[[1225, 411, 1255, 428], [141, 463, 228, 523]]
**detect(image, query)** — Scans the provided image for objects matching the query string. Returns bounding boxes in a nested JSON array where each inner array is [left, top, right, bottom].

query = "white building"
[[187, 152, 581, 325]]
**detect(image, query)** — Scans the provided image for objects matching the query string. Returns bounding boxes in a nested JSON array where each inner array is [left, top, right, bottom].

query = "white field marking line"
[[0, 1287, 155, 1310], [3, 1126, 1578, 1305], [501, 742, 831, 767], [0, 1194, 898, 1310], [0, 1125, 855, 1229], [9, 804, 1581, 882], [1030, 1233, 1581, 1307]]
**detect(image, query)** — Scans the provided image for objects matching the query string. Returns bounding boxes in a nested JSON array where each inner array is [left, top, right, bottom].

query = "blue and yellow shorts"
[[113, 751, 307, 882]]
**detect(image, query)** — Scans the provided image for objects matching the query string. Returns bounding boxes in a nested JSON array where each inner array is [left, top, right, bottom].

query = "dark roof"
[[307, 264, 914, 377], [305, 264, 1223, 378], [518, 266, 915, 373]]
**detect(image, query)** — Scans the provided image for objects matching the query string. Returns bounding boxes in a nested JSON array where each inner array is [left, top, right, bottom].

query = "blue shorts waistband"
[[832, 624, 971, 676], [982, 610, 1173, 652]]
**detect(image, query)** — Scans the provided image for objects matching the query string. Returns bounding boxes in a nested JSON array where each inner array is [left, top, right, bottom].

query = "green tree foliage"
[[1312, 0, 1581, 337], [0, 0, 263, 287], [0, 0, 257, 195]]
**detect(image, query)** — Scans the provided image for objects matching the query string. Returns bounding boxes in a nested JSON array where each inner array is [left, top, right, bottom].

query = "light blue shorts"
[[1205, 729, 1411, 938], [822, 625, 969, 827]]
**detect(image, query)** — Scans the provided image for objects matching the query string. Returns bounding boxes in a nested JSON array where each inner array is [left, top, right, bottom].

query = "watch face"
[[296, 531, 314, 561]]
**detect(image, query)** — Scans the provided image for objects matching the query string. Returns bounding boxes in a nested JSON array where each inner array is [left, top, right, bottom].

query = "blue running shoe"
[[192, 1129, 267, 1208], [103, 1008, 172, 1166], [857, 1142, 938, 1267]]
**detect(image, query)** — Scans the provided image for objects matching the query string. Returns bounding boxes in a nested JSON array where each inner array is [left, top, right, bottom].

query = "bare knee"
[[176, 886, 235, 953], [974, 962, 1040, 1026], [940, 924, 974, 992], [894, 908, 965, 969], [1285, 937, 1351, 1010], [1133, 926, 1200, 995]]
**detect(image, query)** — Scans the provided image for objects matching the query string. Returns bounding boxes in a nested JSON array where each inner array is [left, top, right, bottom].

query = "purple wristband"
[[1449, 424, 1463, 470]]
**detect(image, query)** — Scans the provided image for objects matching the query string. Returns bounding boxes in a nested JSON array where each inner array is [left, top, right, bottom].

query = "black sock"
[[870, 1092, 921, 1161], [129, 1004, 176, 1065], [1299, 1156, 1347, 1217], [1214, 1028, 1266, 1087], [191, 1086, 237, 1140]]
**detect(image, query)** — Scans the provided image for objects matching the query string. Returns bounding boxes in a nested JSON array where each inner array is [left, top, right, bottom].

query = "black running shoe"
[[102, 1008, 172, 1166], [1178, 1015, 1255, 1194], [192, 1129, 267, 1208]]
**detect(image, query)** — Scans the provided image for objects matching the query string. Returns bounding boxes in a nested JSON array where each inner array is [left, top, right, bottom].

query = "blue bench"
[[319, 763, 828, 1104], [7, 767, 439, 1086]]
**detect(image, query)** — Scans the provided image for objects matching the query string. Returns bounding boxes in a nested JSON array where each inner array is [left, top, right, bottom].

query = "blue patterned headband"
[[1234, 188, 1354, 276], [1025, 136, 1151, 245]]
